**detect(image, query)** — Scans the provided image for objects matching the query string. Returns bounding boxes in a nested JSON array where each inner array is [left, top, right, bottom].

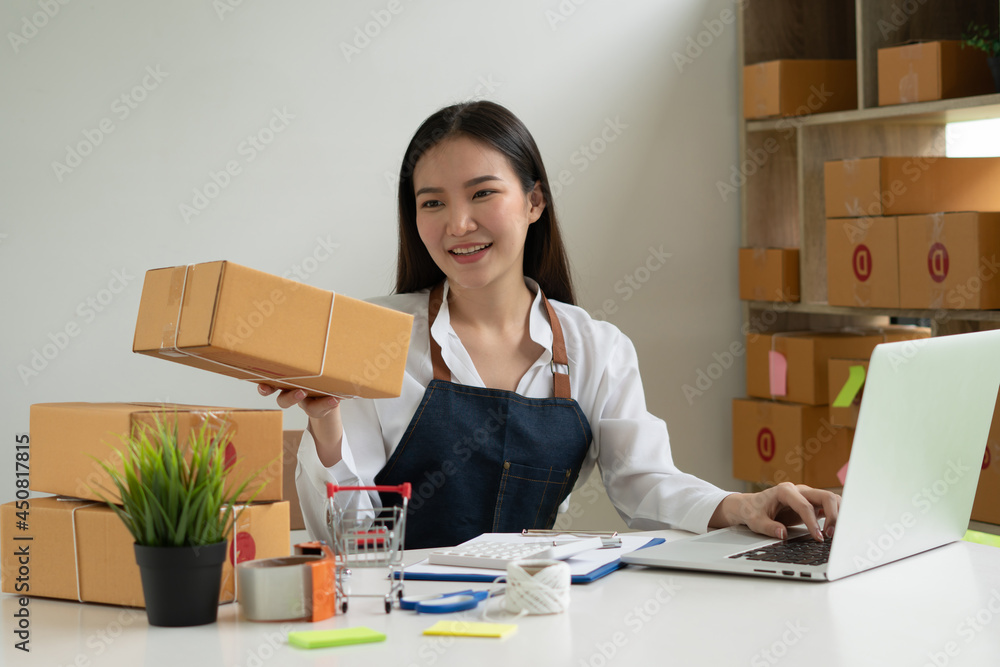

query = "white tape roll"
[[502, 559, 571, 615]]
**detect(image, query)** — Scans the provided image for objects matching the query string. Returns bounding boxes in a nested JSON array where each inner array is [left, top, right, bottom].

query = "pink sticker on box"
[[768, 351, 787, 396]]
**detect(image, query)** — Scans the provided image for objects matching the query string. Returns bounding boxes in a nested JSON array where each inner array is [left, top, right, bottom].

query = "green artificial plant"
[[92, 415, 262, 547], [963, 21, 1000, 58]]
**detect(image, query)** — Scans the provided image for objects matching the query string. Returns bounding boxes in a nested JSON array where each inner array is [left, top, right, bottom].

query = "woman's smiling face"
[[413, 135, 545, 293]]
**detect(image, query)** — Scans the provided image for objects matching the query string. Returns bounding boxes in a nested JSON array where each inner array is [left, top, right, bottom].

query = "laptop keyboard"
[[728, 534, 833, 566]]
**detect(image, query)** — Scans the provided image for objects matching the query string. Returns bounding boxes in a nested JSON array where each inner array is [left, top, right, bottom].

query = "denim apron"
[[374, 284, 593, 549]]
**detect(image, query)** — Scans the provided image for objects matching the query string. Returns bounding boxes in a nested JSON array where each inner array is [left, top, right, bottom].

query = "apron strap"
[[427, 283, 572, 399]]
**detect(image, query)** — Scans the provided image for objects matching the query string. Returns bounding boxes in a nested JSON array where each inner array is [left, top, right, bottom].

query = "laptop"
[[622, 329, 1000, 582]]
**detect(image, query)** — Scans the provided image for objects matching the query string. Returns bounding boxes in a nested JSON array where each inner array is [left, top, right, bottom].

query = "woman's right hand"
[[257, 384, 341, 418], [257, 384, 345, 467]]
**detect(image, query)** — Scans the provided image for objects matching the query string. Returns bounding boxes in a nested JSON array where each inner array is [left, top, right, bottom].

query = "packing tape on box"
[[930, 212, 945, 241], [237, 542, 336, 622], [162, 264, 357, 399], [70, 501, 102, 602]]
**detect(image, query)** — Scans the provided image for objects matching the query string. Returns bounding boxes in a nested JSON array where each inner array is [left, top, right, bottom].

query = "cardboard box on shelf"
[[738, 248, 800, 302], [826, 216, 900, 308], [743, 59, 858, 119], [29, 402, 283, 503], [878, 40, 994, 106], [283, 430, 305, 531], [746, 326, 930, 405], [827, 359, 869, 428], [897, 212, 1000, 310], [824, 157, 1000, 219], [133, 261, 414, 399], [732, 399, 853, 488], [972, 390, 1000, 525], [0, 497, 290, 607]]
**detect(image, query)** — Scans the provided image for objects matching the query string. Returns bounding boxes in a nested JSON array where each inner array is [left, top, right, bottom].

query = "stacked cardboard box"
[[734, 326, 930, 488], [1, 402, 293, 607], [738, 248, 800, 302], [1, 497, 289, 607], [1, 261, 417, 605], [878, 40, 993, 107], [133, 261, 413, 399], [743, 59, 857, 119], [824, 157, 1000, 310], [822, 160, 1000, 522]]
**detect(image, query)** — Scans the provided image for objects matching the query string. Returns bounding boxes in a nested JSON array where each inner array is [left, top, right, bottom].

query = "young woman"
[[260, 101, 840, 549]]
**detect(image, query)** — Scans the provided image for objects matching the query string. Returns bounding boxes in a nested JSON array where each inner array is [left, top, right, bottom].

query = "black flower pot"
[[134, 541, 227, 627], [990, 57, 1000, 94]]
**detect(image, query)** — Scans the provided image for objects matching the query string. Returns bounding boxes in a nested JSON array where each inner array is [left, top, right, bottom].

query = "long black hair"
[[394, 101, 576, 305]]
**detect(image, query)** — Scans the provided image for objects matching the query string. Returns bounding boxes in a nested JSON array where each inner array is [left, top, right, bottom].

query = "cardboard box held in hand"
[[133, 261, 414, 399]]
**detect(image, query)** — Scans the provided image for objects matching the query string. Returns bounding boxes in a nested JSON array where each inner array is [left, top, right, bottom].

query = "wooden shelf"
[[747, 93, 1000, 133], [736, 0, 1000, 521], [744, 301, 1000, 323]]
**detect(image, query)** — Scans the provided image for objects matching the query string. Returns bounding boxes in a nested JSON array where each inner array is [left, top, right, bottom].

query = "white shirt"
[[296, 279, 731, 541]]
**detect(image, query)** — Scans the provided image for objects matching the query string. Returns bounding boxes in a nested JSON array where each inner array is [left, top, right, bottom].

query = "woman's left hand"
[[711, 482, 841, 541]]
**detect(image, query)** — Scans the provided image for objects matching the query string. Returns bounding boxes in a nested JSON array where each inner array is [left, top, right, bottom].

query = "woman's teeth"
[[450, 243, 492, 256]]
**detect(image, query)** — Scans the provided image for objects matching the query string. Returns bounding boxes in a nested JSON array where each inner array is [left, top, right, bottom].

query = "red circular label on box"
[[224, 442, 237, 471], [927, 242, 949, 283], [756, 428, 776, 462], [230, 531, 256, 564], [984, 447, 991, 471], [852, 245, 872, 282]]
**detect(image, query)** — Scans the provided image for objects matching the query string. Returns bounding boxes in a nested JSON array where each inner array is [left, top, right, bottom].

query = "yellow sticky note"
[[832, 365, 866, 408], [422, 621, 517, 639]]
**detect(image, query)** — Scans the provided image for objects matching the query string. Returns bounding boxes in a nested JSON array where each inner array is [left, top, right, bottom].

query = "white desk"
[[4, 530, 1000, 667]]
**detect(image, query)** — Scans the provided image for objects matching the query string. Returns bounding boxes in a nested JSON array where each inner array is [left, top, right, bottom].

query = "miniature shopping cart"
[[326, 482, 411, 613]]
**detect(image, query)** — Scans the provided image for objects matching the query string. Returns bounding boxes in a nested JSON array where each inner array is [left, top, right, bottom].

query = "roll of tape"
[[237, 542, 336, 622], [503, 559, 571, 615]]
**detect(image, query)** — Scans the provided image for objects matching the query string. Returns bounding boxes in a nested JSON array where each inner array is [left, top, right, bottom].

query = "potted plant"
[[92, 415, 262, 627], [963, 21, 1000, 93]]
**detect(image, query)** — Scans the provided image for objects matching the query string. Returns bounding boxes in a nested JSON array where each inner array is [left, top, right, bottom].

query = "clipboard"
[[395, 535, 666, 584]]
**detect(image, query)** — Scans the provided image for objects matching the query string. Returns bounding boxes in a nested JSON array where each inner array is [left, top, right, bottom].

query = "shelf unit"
[[736, 1, 1000, 532], [738, 0, 1000, 338]]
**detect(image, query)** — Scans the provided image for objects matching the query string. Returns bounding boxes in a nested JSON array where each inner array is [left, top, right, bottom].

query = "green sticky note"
[[832, 365, 866, 408], [963, 530, 1000, 549], [288, 627, 386, 649]]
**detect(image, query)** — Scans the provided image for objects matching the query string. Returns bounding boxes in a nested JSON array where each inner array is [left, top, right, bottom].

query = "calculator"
[[427, 537, 604, 569]]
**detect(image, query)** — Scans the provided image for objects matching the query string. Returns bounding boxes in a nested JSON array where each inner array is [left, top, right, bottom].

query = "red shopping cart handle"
[[327, 482, 412, 500]]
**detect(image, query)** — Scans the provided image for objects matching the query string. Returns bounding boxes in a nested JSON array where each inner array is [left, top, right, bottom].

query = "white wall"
[[0, 0, 745, 526]]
